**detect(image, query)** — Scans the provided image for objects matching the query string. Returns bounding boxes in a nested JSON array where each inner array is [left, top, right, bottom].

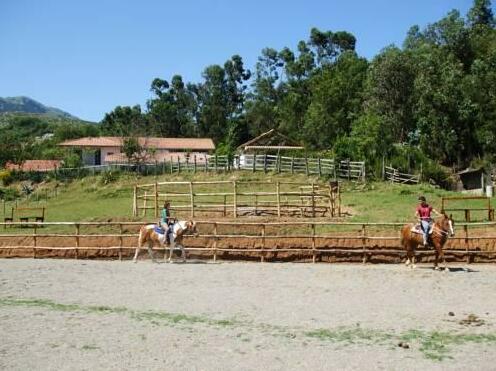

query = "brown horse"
[[133, 220, 198, 263], [400, 213, 454, 270]]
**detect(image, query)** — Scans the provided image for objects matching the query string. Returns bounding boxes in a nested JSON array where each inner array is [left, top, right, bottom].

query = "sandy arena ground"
[[1, 259, 496, 370]]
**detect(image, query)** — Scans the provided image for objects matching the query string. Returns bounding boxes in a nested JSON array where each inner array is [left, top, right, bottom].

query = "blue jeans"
[[421, 220, 431, 244]]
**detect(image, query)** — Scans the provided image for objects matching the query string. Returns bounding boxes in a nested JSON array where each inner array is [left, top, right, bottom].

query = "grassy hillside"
[[0, 96, 78, 120], [1, 171, 491, 224]]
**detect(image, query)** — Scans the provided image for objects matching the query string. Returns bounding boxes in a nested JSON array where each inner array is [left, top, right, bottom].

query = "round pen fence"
[[1, 221, 496, 263], [133, 181, 342, 219]]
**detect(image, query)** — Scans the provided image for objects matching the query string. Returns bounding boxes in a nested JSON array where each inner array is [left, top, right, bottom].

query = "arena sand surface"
[[1, 259, 496, 370]]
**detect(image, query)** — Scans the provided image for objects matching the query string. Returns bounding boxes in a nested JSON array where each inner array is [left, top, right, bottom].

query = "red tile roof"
[[5, 160, 61, 172], [59, 137, 215, 150]]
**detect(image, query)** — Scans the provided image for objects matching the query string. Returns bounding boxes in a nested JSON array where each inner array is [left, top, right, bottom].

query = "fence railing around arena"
[[1, 220, 496, 263], [133, 180, 342, 219]]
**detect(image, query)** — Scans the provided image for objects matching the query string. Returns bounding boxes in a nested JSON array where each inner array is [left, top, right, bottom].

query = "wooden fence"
[[384, 166, 420, 184], [133, 180, 341, 218], [1, 220, 496, 263]]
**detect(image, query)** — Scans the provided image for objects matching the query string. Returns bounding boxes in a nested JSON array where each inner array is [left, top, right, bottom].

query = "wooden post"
[[361, 224, 367, 264], [189, 182, 194, 218], [347, 159, 351, 181], [261, 224, 265, 263], [213, 222, 217, 262], [215, 155, 218, 172], [177, 156, 181, 173], [143, 191, 148, 217], [75, 223, 80, 260], [223, 195, 227, 217], [291, 156, 295, 174], [193, 155, 197, 174], [318, 158, 322, 177], [186, 155, 189, 172], [118, 223, 123, 261], [253, 154, 257, 172], [133, 186, 138, 216], [154, 182, 159, 218], [276, 182, 281, 218], [311, 182, 315, 218], [169, 158, 173, 174], [233, 181, 237, 218], [305, 157, 309, 176], [333, 159, 337, 180], [277, 153, 281, 173], [311, 223, 316, 263], [464, 225, 470, 264], [33, 224, 37, 259]]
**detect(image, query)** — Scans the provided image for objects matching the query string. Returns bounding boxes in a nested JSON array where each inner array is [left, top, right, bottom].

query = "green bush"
[[99, 171, 120, 185]]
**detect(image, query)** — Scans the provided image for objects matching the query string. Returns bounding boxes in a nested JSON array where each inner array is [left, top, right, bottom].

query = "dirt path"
[[1, 260, 496, 370]]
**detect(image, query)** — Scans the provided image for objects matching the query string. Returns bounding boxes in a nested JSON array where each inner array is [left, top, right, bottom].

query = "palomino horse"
[[400, 213, 455, 270], [133, 220, 198, 263]]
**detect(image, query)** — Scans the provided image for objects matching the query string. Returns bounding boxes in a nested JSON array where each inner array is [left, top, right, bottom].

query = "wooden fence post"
[[291, 156, 295, 174], [119, 223, 123, 261], [133, 186, 138, 216], [205, 156, 208, 172], [143, 191, 148, 217], [277, 154, 281, 173], [233, 181, 237, 218], [154, 182, 159, 218], [213, 222, 217, 262], [276, 182, 281, 217], [177, 156, 181, 173], [33, 224, 37, 259], [311, 182, 316, 218], [464, 225, 470, 263], [347, 159, 351, 181], [189, 182, 194, 218], [311, 223, 316, 263], [193, 155, 197, 174], [260, 224, 265, 263], [362, 224, 367, 264], [252, 154, 256, 172], [318, 158, 322, 177], [75, 223, 80, 260], [305, 157, 309, 176]]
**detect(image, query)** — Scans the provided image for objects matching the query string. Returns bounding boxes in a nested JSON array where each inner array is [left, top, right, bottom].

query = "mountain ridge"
[[0, 96, 79, 120]]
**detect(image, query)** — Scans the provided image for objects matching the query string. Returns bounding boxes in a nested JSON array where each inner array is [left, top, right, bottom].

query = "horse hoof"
[[434, 266, 440, 271]]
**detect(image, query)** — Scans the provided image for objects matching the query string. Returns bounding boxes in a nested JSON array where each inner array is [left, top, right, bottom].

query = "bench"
[[15, 207, 45, 224], [3, 207, 14, 228]]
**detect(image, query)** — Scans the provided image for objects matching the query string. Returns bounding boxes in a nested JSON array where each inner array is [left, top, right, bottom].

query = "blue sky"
[[0, 0, 479, 122]]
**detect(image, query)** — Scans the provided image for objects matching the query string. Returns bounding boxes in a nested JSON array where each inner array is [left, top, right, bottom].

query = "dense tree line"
[[101, 0, 496, 176]]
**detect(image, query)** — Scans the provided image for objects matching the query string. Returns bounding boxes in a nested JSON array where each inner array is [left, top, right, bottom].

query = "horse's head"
[[186, 220, 199, 237], [439, 212, 455, 237]]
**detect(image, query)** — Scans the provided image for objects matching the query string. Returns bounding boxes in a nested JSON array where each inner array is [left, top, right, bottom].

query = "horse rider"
[[415, 196, 441, 247], [160, 201, 175, 243]]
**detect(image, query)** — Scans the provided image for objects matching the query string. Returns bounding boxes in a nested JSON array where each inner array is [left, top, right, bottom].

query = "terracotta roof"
[[59, 137, 215, 150], [5, 160, 61, 172]]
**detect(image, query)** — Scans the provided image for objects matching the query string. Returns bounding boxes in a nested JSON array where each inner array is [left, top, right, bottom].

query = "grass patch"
[[2, 296, 496, 361]]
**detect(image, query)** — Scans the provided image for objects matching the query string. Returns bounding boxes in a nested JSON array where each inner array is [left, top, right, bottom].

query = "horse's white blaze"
[[449, 220, 454, 236]]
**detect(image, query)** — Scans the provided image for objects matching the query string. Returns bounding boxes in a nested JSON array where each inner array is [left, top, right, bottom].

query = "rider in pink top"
[[415, 196, 441, 246]]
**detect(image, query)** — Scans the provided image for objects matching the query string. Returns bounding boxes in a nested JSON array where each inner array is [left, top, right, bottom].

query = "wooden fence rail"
[[1, 221, 496, 263], [134, 180, 341, 219]]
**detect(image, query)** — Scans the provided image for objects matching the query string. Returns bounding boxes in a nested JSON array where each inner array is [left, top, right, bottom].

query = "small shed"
[[455, 168, 489, 193], [237, 129, 304, 154]]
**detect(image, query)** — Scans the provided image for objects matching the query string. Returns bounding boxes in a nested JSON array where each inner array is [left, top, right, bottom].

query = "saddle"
[[410, 223, 433, 235], [154, 226, 166, 235]]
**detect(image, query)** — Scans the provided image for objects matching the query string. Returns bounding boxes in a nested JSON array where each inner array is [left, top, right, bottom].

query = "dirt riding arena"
[[1, 259, 496, 370]]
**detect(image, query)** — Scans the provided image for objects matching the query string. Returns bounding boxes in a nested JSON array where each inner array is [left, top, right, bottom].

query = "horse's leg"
[[434, 244, 439, 270], [147, 240, 156, 263], [180, 244, 186, 263], [133, 229, 142, 263], [439, 244, 448, 272], [168, 240, 175, 263]]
